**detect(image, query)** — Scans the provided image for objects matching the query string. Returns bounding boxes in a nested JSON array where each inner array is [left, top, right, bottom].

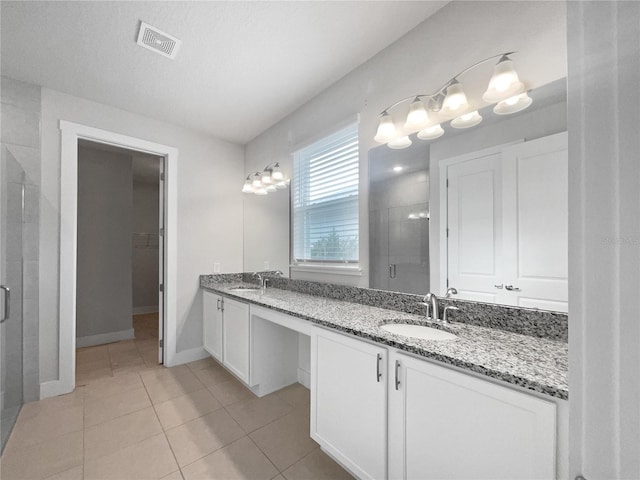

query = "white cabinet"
[[202, 292, 250, 383], [221, 297, 250, 383], [202, 291, 223, 360], [311, 327, 387, 480], [388, 351, 556, 480], [443, 132, 568, 311]]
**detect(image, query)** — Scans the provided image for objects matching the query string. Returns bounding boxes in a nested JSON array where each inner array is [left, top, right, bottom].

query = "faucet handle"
[[443, 306, 460, 324], [445, 287, 458, 298]]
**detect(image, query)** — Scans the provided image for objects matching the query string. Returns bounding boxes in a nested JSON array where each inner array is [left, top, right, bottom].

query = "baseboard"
[[133, 306, 159, 315], [297, 367, 311, 389], [76, 328, 135, 348], [167, 346, 209, 367], [40, 379, 74, 400]]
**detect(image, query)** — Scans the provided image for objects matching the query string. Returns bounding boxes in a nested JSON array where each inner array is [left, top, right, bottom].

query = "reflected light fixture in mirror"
[[242, 162, 290, 195], [374, 52, 532, 149]]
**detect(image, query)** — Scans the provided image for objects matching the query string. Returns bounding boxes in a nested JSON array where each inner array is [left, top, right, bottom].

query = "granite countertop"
[[203, 282, 568, 400]]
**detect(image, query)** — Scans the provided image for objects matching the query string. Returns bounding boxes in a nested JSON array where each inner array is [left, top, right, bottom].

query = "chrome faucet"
[[423, 292, 439, 321], [253, 272, 266, 293], [443, 306, 460, 324]]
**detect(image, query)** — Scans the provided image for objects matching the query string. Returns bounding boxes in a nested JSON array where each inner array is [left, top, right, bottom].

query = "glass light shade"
[[275, 181, 287, 189], [242, 179, 254, 193], [261, 170, 272, 184], [252, 174, 262, 188], [417, 124, 444, 140], [441, 81, 469, 116], [254, 187, 268, 195], [388, 136, 412, 149], [408, 213, 419, 220], [451, 110, 483, 129], [404, 98, 429, 131], [374, 113, 397, 143], [493, 92, 533, 115], [266, 184, 277, 193], [271, 163, 284, 181], [482, 57, 525, 103]]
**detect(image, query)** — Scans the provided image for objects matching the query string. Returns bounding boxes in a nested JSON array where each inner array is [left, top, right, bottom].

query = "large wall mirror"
[[369, 79, 568, 312]]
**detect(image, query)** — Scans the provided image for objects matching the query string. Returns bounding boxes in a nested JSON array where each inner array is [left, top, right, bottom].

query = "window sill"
[[290, 264, 363, 277]]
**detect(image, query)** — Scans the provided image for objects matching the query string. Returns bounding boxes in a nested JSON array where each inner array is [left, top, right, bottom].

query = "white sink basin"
[[381, 323, 457, 341], [227, 286, 260, 292]]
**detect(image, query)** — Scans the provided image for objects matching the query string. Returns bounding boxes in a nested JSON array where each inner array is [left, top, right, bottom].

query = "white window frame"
[[290, 121, 361, 273]]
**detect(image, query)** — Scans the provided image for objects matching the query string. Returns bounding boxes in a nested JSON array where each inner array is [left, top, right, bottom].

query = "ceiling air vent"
[[136, 22, 181, 59]]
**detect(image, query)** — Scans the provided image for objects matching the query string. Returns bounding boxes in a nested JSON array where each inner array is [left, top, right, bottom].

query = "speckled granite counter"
[[201, 281, 568, 400]]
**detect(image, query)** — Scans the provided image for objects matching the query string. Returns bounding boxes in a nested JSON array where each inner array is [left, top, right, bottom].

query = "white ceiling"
[[1, 1, 447, 144]]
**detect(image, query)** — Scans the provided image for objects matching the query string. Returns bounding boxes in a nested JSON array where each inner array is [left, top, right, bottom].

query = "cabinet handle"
[[389, 264, 397, 279], [395, 360, 401, 390], [376, 354, 382, 382], [494, 284, 503, 289], [505, 285, 521, 291], [221, 298, 224, 312], [0, 286, 10, 323], [217, 298, 221, 311]]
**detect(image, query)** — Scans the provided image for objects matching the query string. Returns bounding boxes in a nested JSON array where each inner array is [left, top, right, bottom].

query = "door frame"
[[57, 120, 178, 395]]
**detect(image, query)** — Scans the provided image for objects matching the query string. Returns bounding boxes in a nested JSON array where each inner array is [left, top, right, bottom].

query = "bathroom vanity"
[[201, 275, 568, 480]]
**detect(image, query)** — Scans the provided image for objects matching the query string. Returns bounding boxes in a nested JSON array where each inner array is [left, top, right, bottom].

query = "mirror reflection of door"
[[444, 132, 568, 312], [369, 146, 429, 295]]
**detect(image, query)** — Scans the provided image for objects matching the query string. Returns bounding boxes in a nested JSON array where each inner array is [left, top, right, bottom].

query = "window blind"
[[292, 122, 359, 263]]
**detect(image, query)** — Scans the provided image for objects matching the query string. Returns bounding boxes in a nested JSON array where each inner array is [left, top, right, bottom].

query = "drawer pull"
[[376, 354, 382, 382], [395, 360, 401, 390]]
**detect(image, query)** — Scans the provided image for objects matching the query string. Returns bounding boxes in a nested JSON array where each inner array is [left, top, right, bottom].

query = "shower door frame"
[[50, 121, 178, 398]]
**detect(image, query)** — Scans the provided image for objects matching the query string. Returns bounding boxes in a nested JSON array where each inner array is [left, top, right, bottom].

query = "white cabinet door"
[[311, 327, 387, 480], [446, 152, 504, 303], [202, 291, 223, 360], [502, 132, 568, 312], [388, 352, 556, 480], [222, 297, 250, 383]]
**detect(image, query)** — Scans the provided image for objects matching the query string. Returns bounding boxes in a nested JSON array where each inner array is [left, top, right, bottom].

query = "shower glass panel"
[[1, 148, 25, 452]]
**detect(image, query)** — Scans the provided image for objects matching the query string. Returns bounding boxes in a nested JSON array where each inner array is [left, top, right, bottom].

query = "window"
[[292, 122, 359, 264]]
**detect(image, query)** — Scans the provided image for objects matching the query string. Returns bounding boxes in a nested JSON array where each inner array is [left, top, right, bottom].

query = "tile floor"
[[0, 314, 353, 480]]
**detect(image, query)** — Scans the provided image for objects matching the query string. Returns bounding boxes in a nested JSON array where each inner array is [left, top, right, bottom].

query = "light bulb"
[[242, 178, 254, 193], [388, 136, 412, 149], [393, 166, 403, 172], [374, 113, 397, 143], [271, 163, 284, 181], [261, 169, 272, 184], [493, 92, 533, 115], [417, 124, 444, 140], [482, 56, 525, 103], [451, 110, 483, 129], [442, 80, 469, 115], [404, 98, 429, 131], [252, 173, 262, 188]]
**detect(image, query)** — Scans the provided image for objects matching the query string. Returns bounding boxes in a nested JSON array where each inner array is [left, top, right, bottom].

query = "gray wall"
[[132, 180, 159, 313], [76, 146, 133, 343], [1, 76, 40, 402]]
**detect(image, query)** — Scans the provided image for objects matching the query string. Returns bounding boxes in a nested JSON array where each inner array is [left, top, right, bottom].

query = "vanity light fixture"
[[241, 162, 290, 195], [393, 165, 404, 172], [374, 52, 532, 149]]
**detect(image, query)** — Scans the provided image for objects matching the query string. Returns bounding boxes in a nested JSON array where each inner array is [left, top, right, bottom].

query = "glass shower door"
[[1, 148, 25, 452]]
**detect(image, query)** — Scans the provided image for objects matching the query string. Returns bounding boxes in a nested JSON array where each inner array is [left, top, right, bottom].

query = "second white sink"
[[381, 323, 457, 341]]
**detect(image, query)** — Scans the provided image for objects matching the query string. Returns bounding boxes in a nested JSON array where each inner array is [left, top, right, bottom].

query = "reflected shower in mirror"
[[369, 143, 429, 295]]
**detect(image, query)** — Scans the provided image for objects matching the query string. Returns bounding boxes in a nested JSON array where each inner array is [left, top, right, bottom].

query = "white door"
[[222, 297, 250, 383], [311, 327, 387, 480], [502, 132, 568, 312], [446, 152, 504, 303], [388, 352, 556, 480], [158, 159, 165, 363], [202, 291, 223, 360]]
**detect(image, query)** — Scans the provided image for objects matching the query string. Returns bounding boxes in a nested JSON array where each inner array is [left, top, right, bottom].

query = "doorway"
[[74, 141, 164, 382], [54, 121, 178, 397]]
